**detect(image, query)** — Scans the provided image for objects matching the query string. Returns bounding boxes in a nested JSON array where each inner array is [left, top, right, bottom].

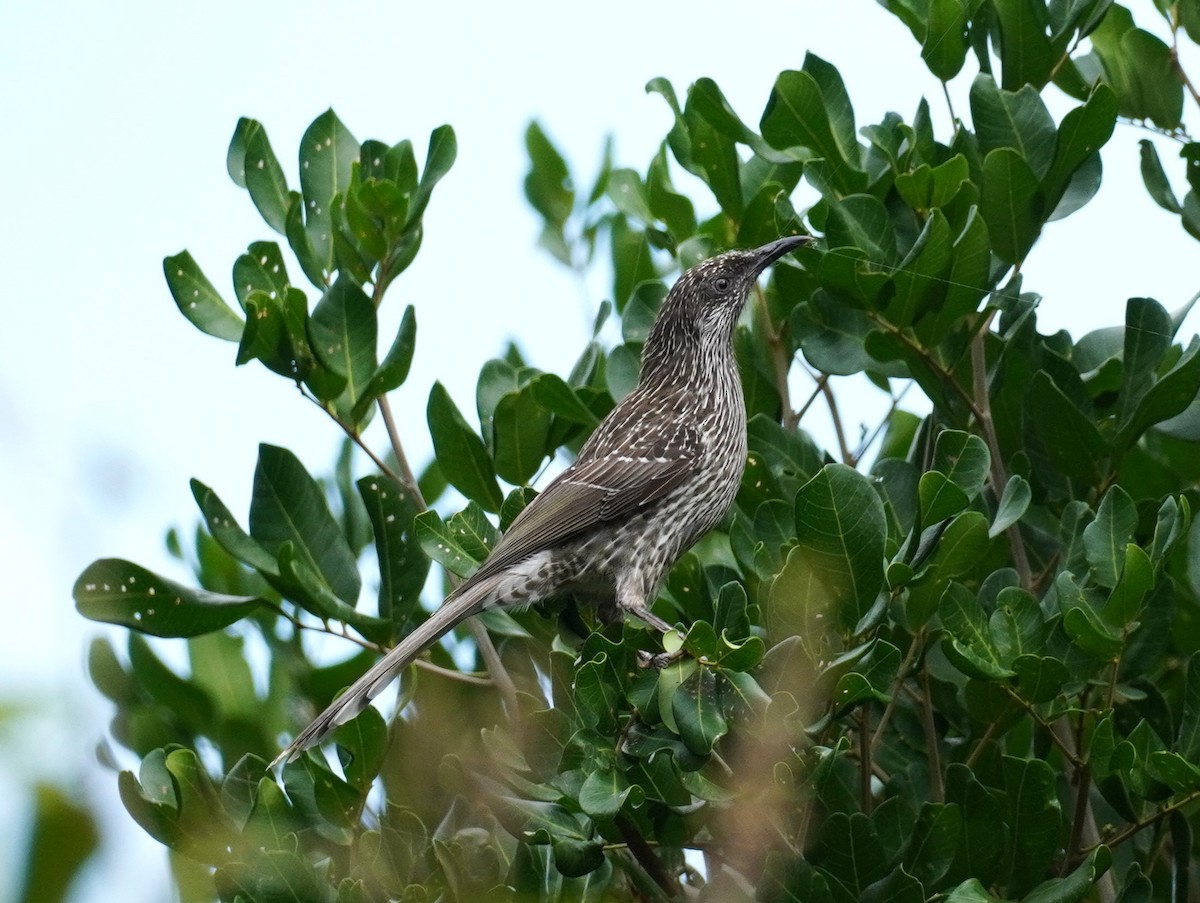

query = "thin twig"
[[858, 706, 874, 814], [819, 378, 854, 465], [412, 657, 495, 686], [298, 386, 403, 486], [870, 631, 924, 752], [795, 373, 827, 422], [918, 666, 944, 802], [378, 395, 426, 505]]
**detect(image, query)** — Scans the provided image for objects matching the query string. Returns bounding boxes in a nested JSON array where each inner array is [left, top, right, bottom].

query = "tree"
[[75, 2, 1200, 900]]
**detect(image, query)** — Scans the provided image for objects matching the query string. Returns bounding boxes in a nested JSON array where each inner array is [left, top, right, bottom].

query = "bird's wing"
[[471, 421, 702, 582]]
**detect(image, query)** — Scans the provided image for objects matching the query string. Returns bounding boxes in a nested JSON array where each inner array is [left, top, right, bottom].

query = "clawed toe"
[[637, 648, 685, 669]]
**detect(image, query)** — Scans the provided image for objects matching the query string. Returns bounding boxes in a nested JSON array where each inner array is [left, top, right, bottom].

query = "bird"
[[272, 234, 809, 766]]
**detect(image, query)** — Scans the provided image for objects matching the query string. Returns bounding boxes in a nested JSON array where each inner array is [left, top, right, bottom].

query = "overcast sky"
[[1, 2, 1197, 899]]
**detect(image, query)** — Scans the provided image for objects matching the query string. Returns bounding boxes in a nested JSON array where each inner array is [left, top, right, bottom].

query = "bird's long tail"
[[271, 576, 497, 766]]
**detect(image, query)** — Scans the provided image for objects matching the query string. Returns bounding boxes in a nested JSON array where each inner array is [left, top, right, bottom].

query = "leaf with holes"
[[309, 278, 378, 426], [74, 559, 266, 637], [164, 251, 243, 341], [358, 476, 428, 629], [299, 110, 360, 276]]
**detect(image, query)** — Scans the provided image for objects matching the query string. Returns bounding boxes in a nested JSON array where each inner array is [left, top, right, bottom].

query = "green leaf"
[[492, 385, 552, 485], [895, 154, 970, 212], [781, 464, 887, 633], [992, 0, 1055, 89], [299, 109, 360, 276], [1045, 85, 1117, 211], [1103, 543, 1153, 627], [250, 444, 362, 603], [945, 764, 1006, 885], [970, 75, 1057, 179], [901, 802, 960, 886], [888, 208, 954, 326], [939, 582, 1014, 679], [74, 559, 265, 637], [226, 117, 258, 188], [672, 666, 727, 755], [1139, 139, 1182, 212], [309, 278, 378, 425], [410, 124, 457, 223], [427, 382, 504, 512], [761, 69, 866, 196], [334, 705, 387, 793], [825, 194, 897, 266], [232, 240, 290, 310], [1084, 485, 1136, 589], [919, 471, 971, 525], [578, 768, 638, 819], [1089, 6, 1183, 129], [944, 879, 1005, 902], [1021, 845, 1112, 903], [1012, 654, 1069, 703], [529, 373, 601, 426], [355, 305, 417, 422], [813, 812, 888, 895], [792, 290, 876, 376], [991, 474, 1031, 537], [1179, 652, 1200, 759], [16, 786, 99, 903], [923, 0, 969, 80], [413, 509, 484, 578], [934, 429, 990, 499], [357, 475, 428, 628], [980, 147, 1045, 264], [1028, 370, 1108, 482], [243, 121, 290, 234], [1002, 756, 1062, 893], [524, 121, 573, 227], [1147, 751, 1200, 792], [1117, 338, 1200, 448], [190, 478, 278, 575], [163, 251, 244, 341], [1118, 296, 1172, 427]]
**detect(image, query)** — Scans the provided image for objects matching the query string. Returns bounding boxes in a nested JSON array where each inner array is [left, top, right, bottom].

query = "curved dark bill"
[[751, 234, 811, 274]]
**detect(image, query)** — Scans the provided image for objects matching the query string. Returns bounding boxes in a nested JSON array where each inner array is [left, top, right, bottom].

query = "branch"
[[378, 395, 427, 507], [299, 387, 404, 487], [615, 814, 682, 897], [1090, 790, 1200, 855]]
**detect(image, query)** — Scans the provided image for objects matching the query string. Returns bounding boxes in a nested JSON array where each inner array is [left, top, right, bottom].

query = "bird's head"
[[642, 235, 810, 374]]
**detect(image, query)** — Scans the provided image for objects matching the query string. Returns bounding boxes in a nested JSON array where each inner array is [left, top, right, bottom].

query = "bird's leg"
[[617, 575, 686, 669]]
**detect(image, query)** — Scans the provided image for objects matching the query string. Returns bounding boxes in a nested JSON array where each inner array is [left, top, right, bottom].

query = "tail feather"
[[271, 577, 496, 767]]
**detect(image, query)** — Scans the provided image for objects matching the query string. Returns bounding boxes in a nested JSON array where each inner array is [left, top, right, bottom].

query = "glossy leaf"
[[427, 382, 504, 512], [250, 444, 362, 604], [164, 251, 243, 341], [980, 147, 1045, 264], [779, 464, 887, 633], [74, 559, 265, 637]]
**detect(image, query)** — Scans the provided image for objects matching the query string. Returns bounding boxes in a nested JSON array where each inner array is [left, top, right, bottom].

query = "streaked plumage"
[[272, 235, 809, 765]]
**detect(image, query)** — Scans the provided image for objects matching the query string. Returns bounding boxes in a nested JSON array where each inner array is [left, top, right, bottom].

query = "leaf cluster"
[[74, 3, 1200, 901]]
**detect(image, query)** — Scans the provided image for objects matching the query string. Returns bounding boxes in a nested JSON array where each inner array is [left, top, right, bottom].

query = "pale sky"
[[1, 2, 1197, 899]]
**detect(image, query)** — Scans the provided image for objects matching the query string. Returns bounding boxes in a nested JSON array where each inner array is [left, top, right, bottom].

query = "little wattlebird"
[[272, 234, 810, 766]]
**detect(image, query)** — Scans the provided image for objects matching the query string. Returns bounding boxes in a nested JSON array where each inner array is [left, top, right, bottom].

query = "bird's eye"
[[714, 277, 731, 292]]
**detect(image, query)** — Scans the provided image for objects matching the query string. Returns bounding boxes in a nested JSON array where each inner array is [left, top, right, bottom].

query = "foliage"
[[75, 2, 1200, 900]]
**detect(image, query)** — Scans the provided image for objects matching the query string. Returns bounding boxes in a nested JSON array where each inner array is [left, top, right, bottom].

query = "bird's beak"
[[750, 234, 811, 275]]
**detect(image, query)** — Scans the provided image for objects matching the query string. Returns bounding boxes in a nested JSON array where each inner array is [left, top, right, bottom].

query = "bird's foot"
[[637, 647, 686, 669]]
